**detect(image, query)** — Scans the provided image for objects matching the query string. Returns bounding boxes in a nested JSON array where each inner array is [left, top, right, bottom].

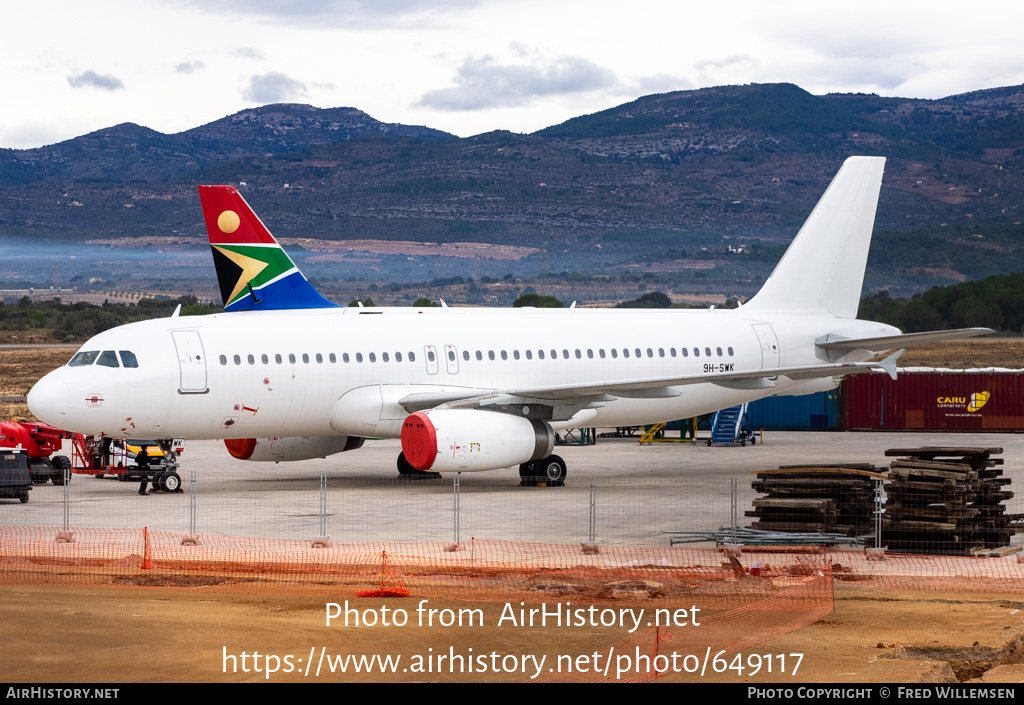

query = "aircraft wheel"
[[518, 461, 537, 487], [536, 455, 567, 487], [397, 452, 440, 479], [161, 471, 181, 493]]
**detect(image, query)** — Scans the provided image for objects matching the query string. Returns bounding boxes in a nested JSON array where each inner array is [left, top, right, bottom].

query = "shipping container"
[[745, 389, 843, 431], [844, 370, 1024, 432]]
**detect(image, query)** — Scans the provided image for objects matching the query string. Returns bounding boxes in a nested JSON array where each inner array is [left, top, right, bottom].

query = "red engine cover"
[[401, 412, 438, 470], [224, 438, 257, 460]]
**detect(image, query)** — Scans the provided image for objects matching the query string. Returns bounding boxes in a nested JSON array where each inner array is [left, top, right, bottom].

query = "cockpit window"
[[119, 351, 139, 368], [69, 351, 99, 367], [97, 351, 120, 368]]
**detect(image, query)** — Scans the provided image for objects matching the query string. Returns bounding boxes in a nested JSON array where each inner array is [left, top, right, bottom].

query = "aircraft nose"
[[27, 372, 70, 426]]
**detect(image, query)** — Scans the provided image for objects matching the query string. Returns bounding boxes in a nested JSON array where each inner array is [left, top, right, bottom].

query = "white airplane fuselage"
[[29, 305, 897, 446]]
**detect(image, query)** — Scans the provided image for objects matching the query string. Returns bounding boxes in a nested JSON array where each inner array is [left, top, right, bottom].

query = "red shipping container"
[[844, 371, 1024, 432]]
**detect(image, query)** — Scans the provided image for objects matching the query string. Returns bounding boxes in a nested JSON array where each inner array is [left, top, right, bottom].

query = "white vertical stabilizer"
[[745, 156, 885, 318]]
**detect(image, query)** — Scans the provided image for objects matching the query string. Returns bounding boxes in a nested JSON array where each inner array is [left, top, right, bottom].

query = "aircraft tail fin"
[[744, 156, 885, 319], [197, 185, 339, 312]]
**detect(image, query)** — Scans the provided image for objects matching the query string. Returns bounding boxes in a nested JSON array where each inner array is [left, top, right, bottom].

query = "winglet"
[[875, 350, 902, 380], [197, 185, 340, 312]]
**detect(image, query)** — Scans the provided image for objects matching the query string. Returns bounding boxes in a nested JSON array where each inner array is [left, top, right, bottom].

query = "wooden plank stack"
[[747, 465, 884, 537], [882, 447, 1019, 555]]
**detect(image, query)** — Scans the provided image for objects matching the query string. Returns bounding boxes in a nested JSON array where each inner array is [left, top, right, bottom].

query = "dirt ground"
[[2, 584, 1024, 684]]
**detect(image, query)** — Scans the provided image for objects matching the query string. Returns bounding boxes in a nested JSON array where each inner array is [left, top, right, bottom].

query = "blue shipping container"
[[746, 390, 843, 431]]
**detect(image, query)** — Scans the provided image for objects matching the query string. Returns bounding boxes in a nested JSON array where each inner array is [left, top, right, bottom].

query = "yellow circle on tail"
[[218, 210, 240, 234]]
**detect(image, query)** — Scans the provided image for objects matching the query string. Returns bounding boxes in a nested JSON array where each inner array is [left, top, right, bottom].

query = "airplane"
[[28, 156, 992, 485]]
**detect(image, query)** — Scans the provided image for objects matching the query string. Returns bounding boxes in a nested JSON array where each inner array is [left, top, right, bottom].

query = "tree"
[[412, 297, 439, 307], [513, 293, 564, 308]]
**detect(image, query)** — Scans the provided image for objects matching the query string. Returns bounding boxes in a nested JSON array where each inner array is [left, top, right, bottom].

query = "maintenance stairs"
[[709, 403, 752, 446]]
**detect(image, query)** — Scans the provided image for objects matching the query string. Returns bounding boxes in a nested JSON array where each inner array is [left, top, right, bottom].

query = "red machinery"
[[0, 420, 75, 485]]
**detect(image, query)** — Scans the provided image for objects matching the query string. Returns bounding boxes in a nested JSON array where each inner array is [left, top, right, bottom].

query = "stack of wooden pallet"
[[883, 447, 1019, 555], [747, 464, 884, 537]]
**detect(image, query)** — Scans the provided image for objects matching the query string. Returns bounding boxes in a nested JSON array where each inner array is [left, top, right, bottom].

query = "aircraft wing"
[[398, 352, 901, 413], [817, 327, 993, 351]]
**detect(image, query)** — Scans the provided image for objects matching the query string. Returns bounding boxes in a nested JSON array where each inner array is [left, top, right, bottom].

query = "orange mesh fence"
[[3, 526, 837, 609]]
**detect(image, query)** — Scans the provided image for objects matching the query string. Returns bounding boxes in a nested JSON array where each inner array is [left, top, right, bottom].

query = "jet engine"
[[401, 409, 554, 472], [224, 435, 364, 462]]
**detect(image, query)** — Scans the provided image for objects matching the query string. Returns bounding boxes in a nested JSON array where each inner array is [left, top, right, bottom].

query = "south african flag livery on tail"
[[197, 185, 340, 312]]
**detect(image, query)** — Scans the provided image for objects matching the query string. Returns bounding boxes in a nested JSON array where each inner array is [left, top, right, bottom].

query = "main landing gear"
[[519, 455, 567, 487]]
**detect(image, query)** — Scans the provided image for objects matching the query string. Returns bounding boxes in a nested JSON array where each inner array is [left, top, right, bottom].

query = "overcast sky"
[[2, 0, 1022, 149]]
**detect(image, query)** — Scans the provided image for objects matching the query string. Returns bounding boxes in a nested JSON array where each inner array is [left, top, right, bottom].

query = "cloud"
[[165, 0, 480, 27], [418, 55, 619, 111], [67, 70, 124, 91], [242, 72, 308, 103], [235, 47, 266, 60], [175, 60, 206, 74]]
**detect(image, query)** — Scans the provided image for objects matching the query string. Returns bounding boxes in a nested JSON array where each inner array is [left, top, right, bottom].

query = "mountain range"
[[1, 82, 1022, 291]]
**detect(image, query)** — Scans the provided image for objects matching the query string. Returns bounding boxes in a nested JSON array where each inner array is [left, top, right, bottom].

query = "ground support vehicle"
[[71, 437, 184, 492], [0, 448, 33, 503], [0, 421, 74, 485]]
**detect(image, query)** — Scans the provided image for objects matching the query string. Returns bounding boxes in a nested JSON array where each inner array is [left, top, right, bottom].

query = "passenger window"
[[658, 348, 664, 358], [587, 349, 593, 359], [427, 351, 435, 362], [682, 348, 689, 357], [705, 347, 711, 357], [693, 348, 700, 358], [317, 353, 324, 363], [234, 355, 242, 365], [219, 355, 227, 366], [449, 350, 456, 361], [538, 350, 545, 360], [599, 349, 605, 359], [500, 350, 508, 360], [488, 351, 495, 361], [716, 347, 722, 357], [356, 353, 363, 363], [119, 351, 139, 368], [462, 351, 469, 361], [97, 351, 119, 368], [69, 351, 99, 367], [409, 352, 416, 362], [248, 354, 255, 365], [635, 348, 642, 358], [302, 353, 310, 364], [476, 351, 483, 361], [670, 348, 677, 357], [288, 354, 296, 364], [575, 349, 582, 359], [330, 353, 337, 363], [369, 353, 377, 363], [611, 349, 617, 359], [525, 350, 533, 360], [623, 349, 630, 358], [395, 352, 402, 362], [728, 347, 734, 356], [647, 348, 653, 358], [261, 354, 269, 364], [382, 352, 389, 363], [513, 350, 520, 360], [550, 349, 557, 359], [275, 354, 283, 364], [343, 353, 350, 363]]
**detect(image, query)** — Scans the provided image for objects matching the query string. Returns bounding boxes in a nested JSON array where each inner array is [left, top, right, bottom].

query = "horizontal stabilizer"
[[817, 328, 994, 352]]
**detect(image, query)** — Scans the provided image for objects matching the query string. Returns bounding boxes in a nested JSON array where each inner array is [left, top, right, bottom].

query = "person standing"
[[137, 447, 151, 495]]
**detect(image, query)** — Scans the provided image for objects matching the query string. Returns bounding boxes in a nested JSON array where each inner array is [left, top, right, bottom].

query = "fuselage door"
[[444, 345, 459, 375], [171, 330, 209, 393], [424, 345, 439, 375], [751, 324, 781, 370]]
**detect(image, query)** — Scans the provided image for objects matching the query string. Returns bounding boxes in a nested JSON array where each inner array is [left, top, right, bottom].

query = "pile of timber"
[[883, 447, 1019, 555], [747, 464, 884, 537]]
